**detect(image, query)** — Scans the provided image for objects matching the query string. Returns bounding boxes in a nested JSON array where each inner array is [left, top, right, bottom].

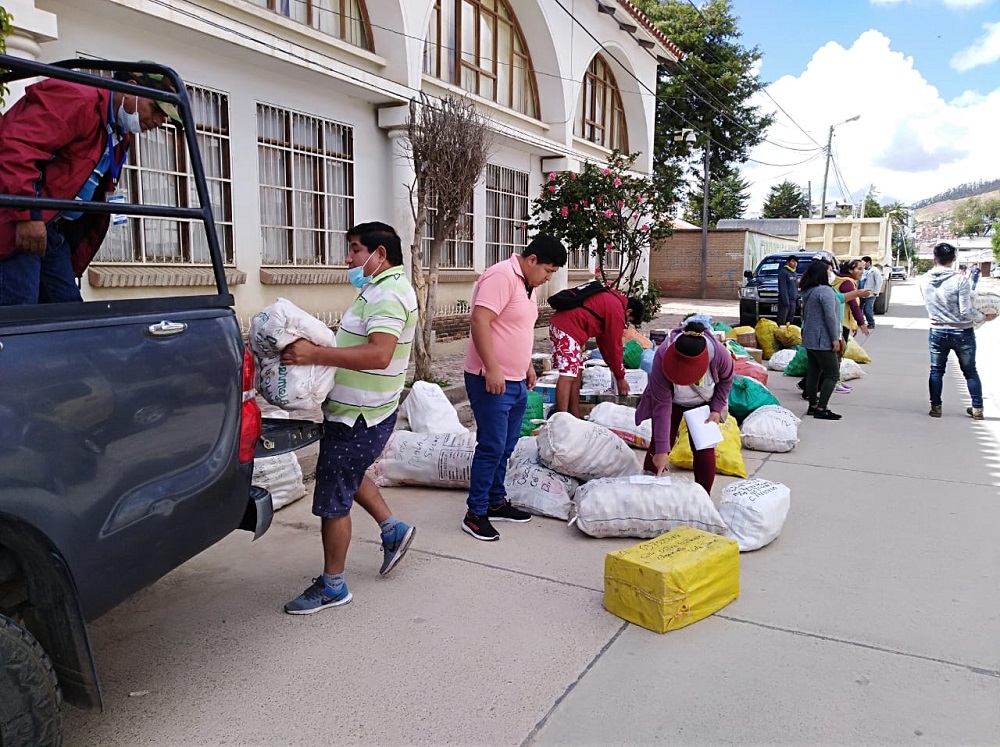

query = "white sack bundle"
[[839, 359, 866, 382], [622, 368, 649, 396], [402, 381, 468, 434], [505, 437, 580, 520], [571, 475, 728, 538], [252, 451, 306, 510], [370, 431, 476, 488], [249, 298, 337, 410], [582, 363, 613, 392], [766, 348, 798, 372], [537, 412, 642, 480], [719, 478, 790, 551], [739, 405, 800, 453], [973, 291, 1000, 329], [586, 402, 651, 449]]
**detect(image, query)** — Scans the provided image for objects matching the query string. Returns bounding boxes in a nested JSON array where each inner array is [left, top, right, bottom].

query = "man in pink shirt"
[[462, 235, 567, 541]]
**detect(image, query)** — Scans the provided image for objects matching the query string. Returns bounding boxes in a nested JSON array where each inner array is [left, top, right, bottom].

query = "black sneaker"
[[813, 408, 842, 420], [462, 512, 500, 541], [487, 501, 532, 523]]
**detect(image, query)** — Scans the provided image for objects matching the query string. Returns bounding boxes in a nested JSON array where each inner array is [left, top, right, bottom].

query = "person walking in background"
[[549, 289, 645, 418], [776, 255, 799, 326], [635, 321, 735, 494], [462, 235, 567, 541], [969, 265, 981, 290], [859, 256, 883, 329], [0, 67, 181, 305], [799, 260, 845, 420], [921, 242, 996, 420], [280, 222, 418, 614]]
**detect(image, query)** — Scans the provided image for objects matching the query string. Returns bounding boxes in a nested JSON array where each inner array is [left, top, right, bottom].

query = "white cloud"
[[951, 21, 1000, 71], [739, 29, 1000, 214]]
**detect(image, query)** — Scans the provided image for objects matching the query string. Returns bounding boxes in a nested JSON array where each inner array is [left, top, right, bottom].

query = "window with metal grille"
[[257, 104, 354, 266], [485, 164, 528, 267], [247, 0, 372, 49], [423, 0, 539, 119], [421, 200, 474, 269], [97, 85, 234, 265], [575, 54, 628, 152], [566, 246, 590, 270]]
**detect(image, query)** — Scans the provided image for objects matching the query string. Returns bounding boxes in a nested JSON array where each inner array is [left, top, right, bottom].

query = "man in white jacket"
[[920, 242, 997, 420]]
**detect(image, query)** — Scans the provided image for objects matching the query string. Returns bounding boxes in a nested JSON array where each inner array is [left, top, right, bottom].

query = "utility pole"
[[701, 138, 710, 299], [819, 115, 860, 219]]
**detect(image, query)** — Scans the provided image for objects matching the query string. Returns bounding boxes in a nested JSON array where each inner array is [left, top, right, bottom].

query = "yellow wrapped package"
[[844, 338, 872, 363], [754, 318, 780, 360], [773, 324, 802, 348], [604, 526, 740, 633], [622, 325, 653, 350], [726, 325, 754, 340], [669, 417, 748, 478]]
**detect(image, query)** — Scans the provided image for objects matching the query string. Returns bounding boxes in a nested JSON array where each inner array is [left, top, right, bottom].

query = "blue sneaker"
[[284, 577, 352, 615], [380, 522, 416, 575]]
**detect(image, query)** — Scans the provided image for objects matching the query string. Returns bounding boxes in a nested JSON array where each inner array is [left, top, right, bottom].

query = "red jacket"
[[0, 79, 131, 276], [550, 287, 629, 379]]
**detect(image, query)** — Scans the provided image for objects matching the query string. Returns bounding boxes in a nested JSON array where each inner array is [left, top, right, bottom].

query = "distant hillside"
[[911, 179, 1000, 209], [913, 188, 1000, 223]]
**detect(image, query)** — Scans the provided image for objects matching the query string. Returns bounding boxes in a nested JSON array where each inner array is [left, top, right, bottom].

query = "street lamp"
[[674, 128, 709, 299], [818, 115, 860, 218]]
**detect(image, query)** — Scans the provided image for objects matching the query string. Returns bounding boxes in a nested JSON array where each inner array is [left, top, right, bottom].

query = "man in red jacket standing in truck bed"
[[549, 287, 644, 417]]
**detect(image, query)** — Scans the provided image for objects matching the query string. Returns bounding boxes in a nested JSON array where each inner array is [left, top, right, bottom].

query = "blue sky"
[[724, 0, 1000, 212]]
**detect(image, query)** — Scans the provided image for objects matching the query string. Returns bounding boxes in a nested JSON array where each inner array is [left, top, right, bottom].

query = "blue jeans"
[[465, 372, 527, 515], [861, 296, 876, 327], [928, 329, 982, 408], [0, 221, 83, 305]]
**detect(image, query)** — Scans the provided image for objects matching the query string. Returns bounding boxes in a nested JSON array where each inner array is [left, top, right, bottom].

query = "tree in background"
[[0, 8, 12, 105], [405, 93, 493, 381], [633, 0, 773, 217], [530, 151, 673, 293], [761, 180, 810, 218], [681, 165, 750, 227], [951, 196, 1000, 237]]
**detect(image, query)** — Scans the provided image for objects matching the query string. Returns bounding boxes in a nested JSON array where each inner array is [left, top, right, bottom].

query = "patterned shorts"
[[312, 411, 397, 519], [549, 326, 584, 377]]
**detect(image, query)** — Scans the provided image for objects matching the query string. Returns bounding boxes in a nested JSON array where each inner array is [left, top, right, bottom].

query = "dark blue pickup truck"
[[0, 57, 321, 746], [738, 250, 838, 327]]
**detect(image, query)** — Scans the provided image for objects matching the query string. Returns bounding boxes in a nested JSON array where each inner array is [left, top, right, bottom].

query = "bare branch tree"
[[405, 92, 494, 381]]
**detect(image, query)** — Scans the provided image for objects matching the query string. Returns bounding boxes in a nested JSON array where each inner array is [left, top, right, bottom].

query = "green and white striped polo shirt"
[[323, 267, 418, 426]]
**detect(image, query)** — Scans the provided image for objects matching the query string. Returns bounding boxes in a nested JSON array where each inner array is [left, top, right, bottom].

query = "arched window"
[[576, 54, 628, 151], [424, 0, 540, 119], [249, 0, 373, 50]]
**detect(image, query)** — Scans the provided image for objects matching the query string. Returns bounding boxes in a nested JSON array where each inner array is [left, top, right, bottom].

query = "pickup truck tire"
[[0, 614, 62, 747]]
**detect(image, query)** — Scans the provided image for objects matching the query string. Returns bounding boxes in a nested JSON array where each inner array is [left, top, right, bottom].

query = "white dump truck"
[[798, 217, 894, 314]]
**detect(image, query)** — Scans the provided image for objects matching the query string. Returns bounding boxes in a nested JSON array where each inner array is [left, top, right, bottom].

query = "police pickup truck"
[[0, 57, 321, 746]]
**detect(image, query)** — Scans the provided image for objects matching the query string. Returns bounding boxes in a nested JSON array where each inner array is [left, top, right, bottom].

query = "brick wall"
[[432, 307, 554, 342], [649, 229, 748, 300]]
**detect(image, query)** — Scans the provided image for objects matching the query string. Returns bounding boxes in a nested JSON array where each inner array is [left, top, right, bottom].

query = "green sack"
[[623, 340, 644, 370], [712, 321, 733, 333], [728, 375, 780, 424], [521, 390, 544, 436], [725, 340, 750, 359], [783, 347, 809, 377]]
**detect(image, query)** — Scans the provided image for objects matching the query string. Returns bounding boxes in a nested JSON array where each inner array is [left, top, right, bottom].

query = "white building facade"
[[5, 0, 679, 324]]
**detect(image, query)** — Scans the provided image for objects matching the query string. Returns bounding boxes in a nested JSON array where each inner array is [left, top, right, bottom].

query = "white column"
[[1, 1, 58, 111], [378, 105, 416, 275]]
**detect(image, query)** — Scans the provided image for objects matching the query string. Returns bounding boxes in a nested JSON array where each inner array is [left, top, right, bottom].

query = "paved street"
[[64, 280, 1000, 746]]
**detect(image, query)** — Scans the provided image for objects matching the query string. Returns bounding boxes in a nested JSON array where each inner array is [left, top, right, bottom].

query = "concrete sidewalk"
[[65, 280, 1000, 745]]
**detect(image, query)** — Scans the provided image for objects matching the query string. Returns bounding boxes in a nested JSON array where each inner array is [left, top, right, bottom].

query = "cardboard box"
[[736, 331, 758, 348], [743, 347, 764, 363], [604, 526, 739, 633]]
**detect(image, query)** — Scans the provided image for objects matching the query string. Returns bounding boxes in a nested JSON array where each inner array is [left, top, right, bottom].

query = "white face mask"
[[117, 95, 141, 134], [828, 271, 836, 284]]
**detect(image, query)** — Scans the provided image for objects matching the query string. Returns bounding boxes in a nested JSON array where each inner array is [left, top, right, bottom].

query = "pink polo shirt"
[[464, 254, 538, 381]]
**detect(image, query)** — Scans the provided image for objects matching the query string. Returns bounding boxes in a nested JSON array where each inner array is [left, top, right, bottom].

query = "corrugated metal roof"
[[716, 218, 800, 238]]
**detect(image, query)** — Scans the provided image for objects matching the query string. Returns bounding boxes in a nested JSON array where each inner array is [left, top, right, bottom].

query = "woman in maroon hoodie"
[[634, 321, 735, 493]]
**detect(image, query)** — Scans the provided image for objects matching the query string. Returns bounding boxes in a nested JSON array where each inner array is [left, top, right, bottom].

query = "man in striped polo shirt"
[[280, 222, 418, 615]]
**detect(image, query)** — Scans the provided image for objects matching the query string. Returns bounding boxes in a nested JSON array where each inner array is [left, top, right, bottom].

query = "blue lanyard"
[[107, 97, 129, 185]]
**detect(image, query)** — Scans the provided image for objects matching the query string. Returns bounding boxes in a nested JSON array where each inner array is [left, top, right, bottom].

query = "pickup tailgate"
[[0, 300, 250, 621]]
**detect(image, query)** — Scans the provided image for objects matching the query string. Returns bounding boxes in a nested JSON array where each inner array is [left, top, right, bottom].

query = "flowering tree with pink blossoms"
[[529, 151, 672, 293]]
